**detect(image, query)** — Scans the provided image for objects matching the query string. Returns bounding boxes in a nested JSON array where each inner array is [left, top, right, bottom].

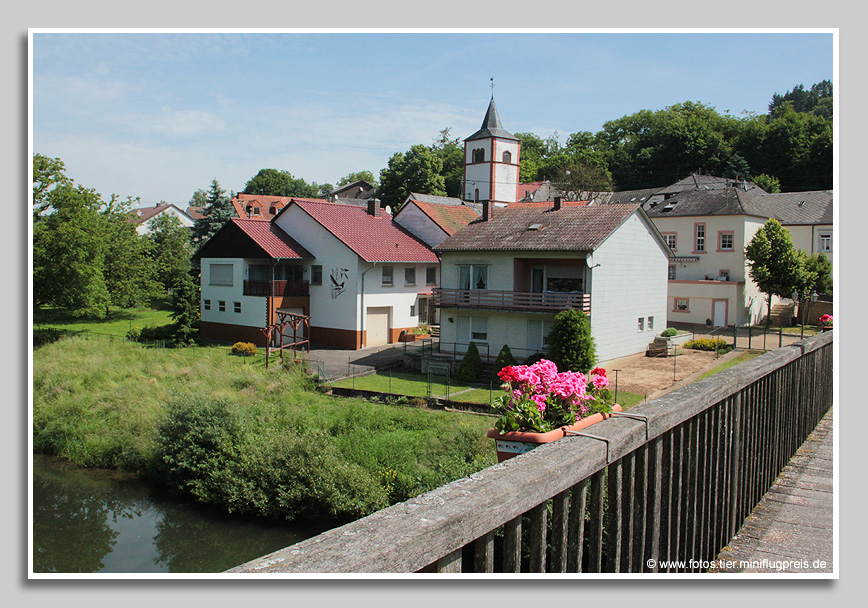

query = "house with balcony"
[[432, 200, 672, 364], [195, 198, 441, 349]]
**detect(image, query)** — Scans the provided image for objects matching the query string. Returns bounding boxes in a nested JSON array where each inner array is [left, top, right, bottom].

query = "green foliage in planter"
[[455, 341, 483, 382], [231, 342, 257, 357], [546, 308, 597, 373], [660, 328, 679, 337], [491, 344, 518, 382], [684, 337, 729, 351]]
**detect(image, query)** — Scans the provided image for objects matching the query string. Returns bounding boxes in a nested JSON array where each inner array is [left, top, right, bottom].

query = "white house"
[[433, 200, 672, 365], [392, 193, 480, 248], [607, 177, 833, 327], [196, 198, 440, 349], [129, 203, 196, 235]]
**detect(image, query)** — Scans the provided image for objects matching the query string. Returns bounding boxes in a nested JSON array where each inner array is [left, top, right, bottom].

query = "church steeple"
[[463, 91, 521, 207]]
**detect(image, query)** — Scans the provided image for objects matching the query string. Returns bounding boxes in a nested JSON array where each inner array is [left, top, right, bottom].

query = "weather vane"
[[490, 77, 494, 98]]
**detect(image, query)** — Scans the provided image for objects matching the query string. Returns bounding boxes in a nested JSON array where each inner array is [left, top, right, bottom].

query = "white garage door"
[[366, 307, 391, 347]]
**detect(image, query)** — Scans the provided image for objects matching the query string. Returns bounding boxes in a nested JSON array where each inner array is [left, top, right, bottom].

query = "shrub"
[[684, 337, 729, 351], [546, 308, 596, 372], [455, 341, 483, 382], [490, 344, 518, 382], [231, 342, 257, 357], [661, 328, 678, 337], [523, 352, 547, 366]]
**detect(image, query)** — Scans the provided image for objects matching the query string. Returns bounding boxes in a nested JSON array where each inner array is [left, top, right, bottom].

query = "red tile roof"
[[291, 199, 439, 263], [231, 218, 314, 259], [411, 200, 479, 236], [507, 200, 590, 208], [129, 203, 171, 224], [232, 194, 292, 221]]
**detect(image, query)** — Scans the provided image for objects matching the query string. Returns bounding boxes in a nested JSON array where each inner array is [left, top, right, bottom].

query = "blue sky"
[[31, 30, 834, 206]]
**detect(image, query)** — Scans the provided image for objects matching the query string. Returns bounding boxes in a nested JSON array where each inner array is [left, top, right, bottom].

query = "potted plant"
[[487, 359, 621, 462], [819, 314, 833, 332]]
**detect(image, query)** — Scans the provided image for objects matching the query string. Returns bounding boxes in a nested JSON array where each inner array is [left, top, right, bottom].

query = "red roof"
[[231, 218, 313, 259], [232, 194, 293, 221], [291, 199, 439, 263], [507, 200, 590, 208], [411, 200, 479, 236]]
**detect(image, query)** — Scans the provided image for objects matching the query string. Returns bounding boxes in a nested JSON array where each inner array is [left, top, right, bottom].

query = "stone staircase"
[[761, 302, 796, 327]]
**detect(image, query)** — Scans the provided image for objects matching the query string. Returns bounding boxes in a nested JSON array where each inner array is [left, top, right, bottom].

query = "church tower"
[[463, 95, 521, 207]]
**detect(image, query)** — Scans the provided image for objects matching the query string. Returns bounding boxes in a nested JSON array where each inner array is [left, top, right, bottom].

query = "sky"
[[30, 30, 835, 206]]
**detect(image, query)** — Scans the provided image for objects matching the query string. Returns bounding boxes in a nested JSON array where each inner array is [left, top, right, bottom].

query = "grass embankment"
[[695, 350, 764, 381], [32, 335, 496, 525], [34, 304, 174, 337]]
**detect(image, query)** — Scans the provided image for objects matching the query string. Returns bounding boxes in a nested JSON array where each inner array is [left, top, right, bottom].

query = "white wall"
[[200, 258, 267, 328], [591, 212, 670, 363], [392, 203, 449, 247]]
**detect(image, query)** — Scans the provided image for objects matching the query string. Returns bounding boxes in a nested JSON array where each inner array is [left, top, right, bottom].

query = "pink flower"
[[591, 374, 609, 390], [590, 367, 607, 378], [530, 393, 548, 411]]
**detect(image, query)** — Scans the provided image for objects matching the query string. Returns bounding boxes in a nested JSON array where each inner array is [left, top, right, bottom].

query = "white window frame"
[[382, 266, 394, 286], [404, 267, 416, 286], [209, 263, 234, 286]]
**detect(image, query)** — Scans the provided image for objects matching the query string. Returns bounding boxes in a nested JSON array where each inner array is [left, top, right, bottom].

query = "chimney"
[[367, 198, 381, 217], [482, 201, 492, 222], [553, 196, 563, 211]]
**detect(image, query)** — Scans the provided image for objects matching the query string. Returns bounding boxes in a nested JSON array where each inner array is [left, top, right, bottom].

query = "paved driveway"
[[306, 342, 409, 381]]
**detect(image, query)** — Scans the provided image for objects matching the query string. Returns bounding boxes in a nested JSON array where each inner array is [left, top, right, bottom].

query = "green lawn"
[[695, 350, 764, 381], [33, 304, 174, 338], [333, 371, 646, 409]]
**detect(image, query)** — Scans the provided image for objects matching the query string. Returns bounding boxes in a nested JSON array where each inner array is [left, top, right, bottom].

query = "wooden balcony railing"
[[228, 332, 833, 574], [243, 280, 309, 298], [433, 288, 591, 314]]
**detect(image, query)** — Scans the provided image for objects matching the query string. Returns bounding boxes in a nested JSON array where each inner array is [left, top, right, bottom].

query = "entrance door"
[[713, 299, 727, 327], [366, 307, 390, 347]]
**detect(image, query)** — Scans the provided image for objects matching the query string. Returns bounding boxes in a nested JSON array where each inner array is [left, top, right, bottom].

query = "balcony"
[[433, 287, 590, 314], [243, 280, 309, 298]]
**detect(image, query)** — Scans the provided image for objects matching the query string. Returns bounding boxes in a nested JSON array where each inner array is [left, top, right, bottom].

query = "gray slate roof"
[[740, 190, 833, 225], [433, 203, 642, 253], [465, 98, 518, 142]]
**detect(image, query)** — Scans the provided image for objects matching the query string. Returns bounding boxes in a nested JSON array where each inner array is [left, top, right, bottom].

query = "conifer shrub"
[[546, 308, 597, 373], [491, 343, 518, 382], [455, 341, 483, 382]]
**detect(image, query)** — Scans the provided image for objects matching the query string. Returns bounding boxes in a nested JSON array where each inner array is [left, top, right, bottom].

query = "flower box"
[[488, 404, 622, 462]]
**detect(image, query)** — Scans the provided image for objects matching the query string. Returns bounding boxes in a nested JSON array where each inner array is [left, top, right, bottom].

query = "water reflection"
[[33, 455, 325, 573]]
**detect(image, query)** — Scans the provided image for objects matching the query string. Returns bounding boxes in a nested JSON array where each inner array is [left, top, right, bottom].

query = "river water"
[[32, 454, 327, 574]]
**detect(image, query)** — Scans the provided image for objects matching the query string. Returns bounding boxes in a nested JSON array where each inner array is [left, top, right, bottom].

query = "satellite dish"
[[585, 252, 594, 267]]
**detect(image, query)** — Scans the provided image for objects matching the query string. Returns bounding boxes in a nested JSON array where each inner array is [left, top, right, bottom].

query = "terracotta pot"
[[487, 404, 623, 463]]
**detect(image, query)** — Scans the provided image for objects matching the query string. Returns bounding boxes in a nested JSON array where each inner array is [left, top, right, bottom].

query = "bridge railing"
[[228, 332, 833, 574]]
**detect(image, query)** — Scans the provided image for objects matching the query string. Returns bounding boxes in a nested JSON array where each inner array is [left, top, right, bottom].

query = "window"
[[819, 232, 832, 252], [269, 206, 277, 215], [471, 317, 488, 342], [648, 316, 654, 330], [234, 302, 241, 313], [459, 265, 488, 290], [203, 299, 211, 311], [674, 298, 689, 312], [426, 267, 437, 285], [638, 317, 645, 332], [311, 265, 323, 285], [410, 304, 416, 317], [502, 151, 512, 164], [663, 233, 677, 251], [718, 231, 734, 251], [382, 266, 394, 286], [209, 263, 233, 286], [472, 148, 485, 163], [668, 265, 677, 280], [404, 267, 416, 286], [695, 224, 706, 252], [218, 300, 226, 312]]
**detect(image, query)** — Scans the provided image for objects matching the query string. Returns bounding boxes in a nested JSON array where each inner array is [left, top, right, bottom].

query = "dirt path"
[[599, 349, 741, 401]]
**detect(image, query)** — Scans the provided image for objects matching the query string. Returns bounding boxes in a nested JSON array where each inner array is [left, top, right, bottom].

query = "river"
[[32, 454, 328, 574]]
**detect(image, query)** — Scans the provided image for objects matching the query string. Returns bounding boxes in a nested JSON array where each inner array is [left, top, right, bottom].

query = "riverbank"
[[33, 335, 497, 525]]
